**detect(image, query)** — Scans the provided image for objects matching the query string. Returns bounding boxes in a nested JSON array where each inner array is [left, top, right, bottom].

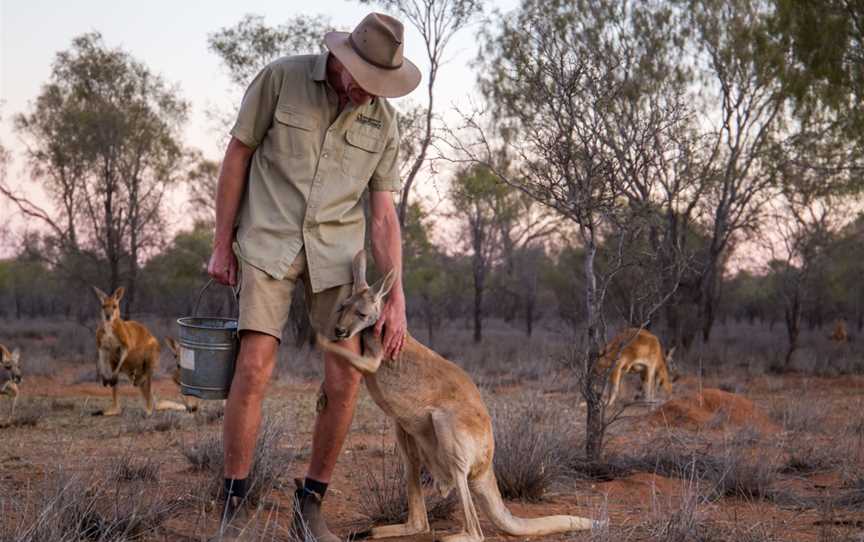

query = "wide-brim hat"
[[324, 12, 421, 98]]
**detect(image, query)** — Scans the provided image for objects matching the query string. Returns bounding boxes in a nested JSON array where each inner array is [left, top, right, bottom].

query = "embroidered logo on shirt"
[[357, 114, 382, 129]]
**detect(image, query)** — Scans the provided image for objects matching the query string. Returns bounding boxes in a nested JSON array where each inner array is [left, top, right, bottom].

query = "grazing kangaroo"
[[317, 251, 595, 542], [92, 286, 182, 416], [158, 337, 200, 413], [599, 328, 676, 407], [1, 345, 22, 422]]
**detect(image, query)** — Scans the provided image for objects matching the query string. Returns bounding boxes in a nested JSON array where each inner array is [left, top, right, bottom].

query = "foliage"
[[208, 14, 330, 89]]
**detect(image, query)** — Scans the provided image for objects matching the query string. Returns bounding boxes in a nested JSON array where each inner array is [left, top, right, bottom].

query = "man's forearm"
[[214, 138, 254, 248], [370, 193, 403, 297]]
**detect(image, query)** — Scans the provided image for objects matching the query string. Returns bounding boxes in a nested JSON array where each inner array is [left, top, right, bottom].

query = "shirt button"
[[322, 153, 329, 159]]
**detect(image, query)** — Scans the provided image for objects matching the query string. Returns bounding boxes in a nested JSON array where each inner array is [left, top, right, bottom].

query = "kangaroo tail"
[[470, 468, 595, 536]]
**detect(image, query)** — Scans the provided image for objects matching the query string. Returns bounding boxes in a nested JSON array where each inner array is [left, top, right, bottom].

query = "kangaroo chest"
[[99, 321, 123, 352]]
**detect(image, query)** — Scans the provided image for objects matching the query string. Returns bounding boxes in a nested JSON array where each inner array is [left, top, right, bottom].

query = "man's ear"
[[92, 286, 108, 303], [372, 269, 397, 303], [352, 250, 368, 295]]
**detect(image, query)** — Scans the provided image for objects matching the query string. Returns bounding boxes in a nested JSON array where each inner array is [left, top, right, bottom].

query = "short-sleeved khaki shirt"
[[230, 52, 401, 293]]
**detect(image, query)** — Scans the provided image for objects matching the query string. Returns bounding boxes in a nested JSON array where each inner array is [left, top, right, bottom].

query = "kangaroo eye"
[[356, 311, 368, 319]]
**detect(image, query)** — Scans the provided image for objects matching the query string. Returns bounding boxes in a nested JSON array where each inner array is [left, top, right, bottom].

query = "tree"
[[448, 164, 509, 343], [208, 14, 330, 89], [0, 33, 188, 316], [402, 201, 449, 346], [677, 0, 789, 342], [453, 0, 691, 460], [186, 152, 220, 226], [763, 114, 863, 366], [770, 0, 864, 142], [358, 0, 485, 227]]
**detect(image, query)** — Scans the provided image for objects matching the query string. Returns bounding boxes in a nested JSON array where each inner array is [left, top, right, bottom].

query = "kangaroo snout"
[[334, 327, 350, 340]]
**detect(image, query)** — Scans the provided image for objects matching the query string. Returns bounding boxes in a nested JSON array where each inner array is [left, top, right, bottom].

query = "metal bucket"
[[176, 280, 239, 400]]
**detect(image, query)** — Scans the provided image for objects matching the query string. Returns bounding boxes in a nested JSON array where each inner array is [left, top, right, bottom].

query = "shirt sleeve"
[[229, 62, 284, 150], [369, 119, 402, 192]]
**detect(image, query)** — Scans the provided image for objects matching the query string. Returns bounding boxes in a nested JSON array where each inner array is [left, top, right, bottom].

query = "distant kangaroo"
[[1, 344, 22, 422], [317, 251, 596, 542], [830, 319, 849, 343], [92, 286, 183, 416], [599, 328, 676, 407]]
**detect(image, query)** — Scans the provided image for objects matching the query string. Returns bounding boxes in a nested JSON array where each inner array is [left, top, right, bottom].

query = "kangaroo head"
[[93, 286, 125, 321], [332, 251, 396, 340], [1, 346, 22, 384]]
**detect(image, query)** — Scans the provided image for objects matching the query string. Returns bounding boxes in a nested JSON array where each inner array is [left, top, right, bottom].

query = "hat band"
[[348, 34, 403, 70]]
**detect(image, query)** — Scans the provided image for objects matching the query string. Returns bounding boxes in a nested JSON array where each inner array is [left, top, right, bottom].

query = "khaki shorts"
[[237, 250, 352, 342]]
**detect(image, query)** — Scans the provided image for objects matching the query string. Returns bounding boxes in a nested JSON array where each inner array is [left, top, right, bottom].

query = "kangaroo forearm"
[[214, 138, 254, 247]]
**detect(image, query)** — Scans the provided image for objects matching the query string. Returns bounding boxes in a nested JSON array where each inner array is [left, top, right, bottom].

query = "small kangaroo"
[[598, 328, 676, 407], [92, 286, 181, 416], [1, 344, 22, 422], [830, 319, 849, 343], [317, 251, 595, 542]]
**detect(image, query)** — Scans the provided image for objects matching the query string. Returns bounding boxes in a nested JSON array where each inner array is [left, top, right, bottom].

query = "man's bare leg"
[[224, 331, 279, 479], [306, 334, 363, 483]]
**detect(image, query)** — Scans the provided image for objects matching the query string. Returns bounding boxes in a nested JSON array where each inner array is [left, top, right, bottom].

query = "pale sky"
[[0, 0, 516, 253]]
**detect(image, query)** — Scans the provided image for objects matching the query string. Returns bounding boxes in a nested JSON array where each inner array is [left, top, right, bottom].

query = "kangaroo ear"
[[666, 346, 676, 361], [165, 337, 179, 355], [92, 286, 108, 302], [372, 269, 397, 302], [11, 348, 20, 363], [112, 287, 125, 301], [352, 250, 368, 295]]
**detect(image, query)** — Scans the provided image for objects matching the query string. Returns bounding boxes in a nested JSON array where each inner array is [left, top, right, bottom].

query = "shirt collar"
[[312, 52, 329, 83]]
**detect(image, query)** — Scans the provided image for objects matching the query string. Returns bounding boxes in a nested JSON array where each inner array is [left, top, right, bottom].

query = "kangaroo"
[[92, 286, 181, 416], [1, 345, 22, 422], [830, 319, 849, 343], [317, 251, 596, 542], [599, 328, 676, 407], [157, 337, 200, 413]]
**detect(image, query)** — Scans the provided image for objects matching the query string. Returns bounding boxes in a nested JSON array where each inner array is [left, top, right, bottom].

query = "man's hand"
[[374, 290, 406, 359], [208, 243, 238, 286]]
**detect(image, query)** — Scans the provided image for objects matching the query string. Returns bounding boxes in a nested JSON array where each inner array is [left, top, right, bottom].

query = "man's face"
[[333, 57, 376, 106]]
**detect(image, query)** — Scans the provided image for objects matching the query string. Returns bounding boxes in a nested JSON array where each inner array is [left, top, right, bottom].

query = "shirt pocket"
[[272, 107, 318, 158], [341, 127, 385, 181]]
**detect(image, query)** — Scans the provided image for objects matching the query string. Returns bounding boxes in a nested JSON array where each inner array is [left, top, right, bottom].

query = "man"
[[206, 13, 421, 541]]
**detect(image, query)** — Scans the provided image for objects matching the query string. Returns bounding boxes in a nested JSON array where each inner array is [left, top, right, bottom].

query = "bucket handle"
[[193, 278, 240, 317]]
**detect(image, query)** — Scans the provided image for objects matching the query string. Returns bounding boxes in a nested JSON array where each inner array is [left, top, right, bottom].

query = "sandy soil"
[[1, 361, 863, 541]]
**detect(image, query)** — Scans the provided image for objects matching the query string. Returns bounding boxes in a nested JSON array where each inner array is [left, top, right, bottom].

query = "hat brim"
[[324, 31, 421, 98]]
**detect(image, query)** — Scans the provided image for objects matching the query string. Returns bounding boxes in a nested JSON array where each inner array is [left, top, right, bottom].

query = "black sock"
[[303, 477, 328, 499], [224, 478, 247, 501]]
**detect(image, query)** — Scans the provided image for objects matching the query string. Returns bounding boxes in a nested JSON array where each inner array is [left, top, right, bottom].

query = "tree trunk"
[[784, 290, 801, 367], [398, 69, 436, 227], [582, 236, 605, 462], [473, 284, 483, 343]]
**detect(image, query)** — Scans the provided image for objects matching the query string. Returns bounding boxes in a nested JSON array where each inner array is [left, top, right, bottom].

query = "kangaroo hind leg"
[[430, 410, 484, 542], [362, 424, 430, 539]]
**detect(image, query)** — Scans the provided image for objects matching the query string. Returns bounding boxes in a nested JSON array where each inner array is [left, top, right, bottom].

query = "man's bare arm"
[[208, 137, 254, 286], [370, 190, 406, 358]]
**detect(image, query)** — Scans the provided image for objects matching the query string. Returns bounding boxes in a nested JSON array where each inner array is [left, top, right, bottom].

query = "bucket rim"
[[177, 316, 239, 330]]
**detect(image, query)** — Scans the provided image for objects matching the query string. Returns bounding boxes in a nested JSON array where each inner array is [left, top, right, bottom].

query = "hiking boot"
[[291, 479, 340, 542], [208, 496, 251, 541]]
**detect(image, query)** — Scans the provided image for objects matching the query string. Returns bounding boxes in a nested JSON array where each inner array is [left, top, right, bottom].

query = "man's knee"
[[234, 333, 278, 395]]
